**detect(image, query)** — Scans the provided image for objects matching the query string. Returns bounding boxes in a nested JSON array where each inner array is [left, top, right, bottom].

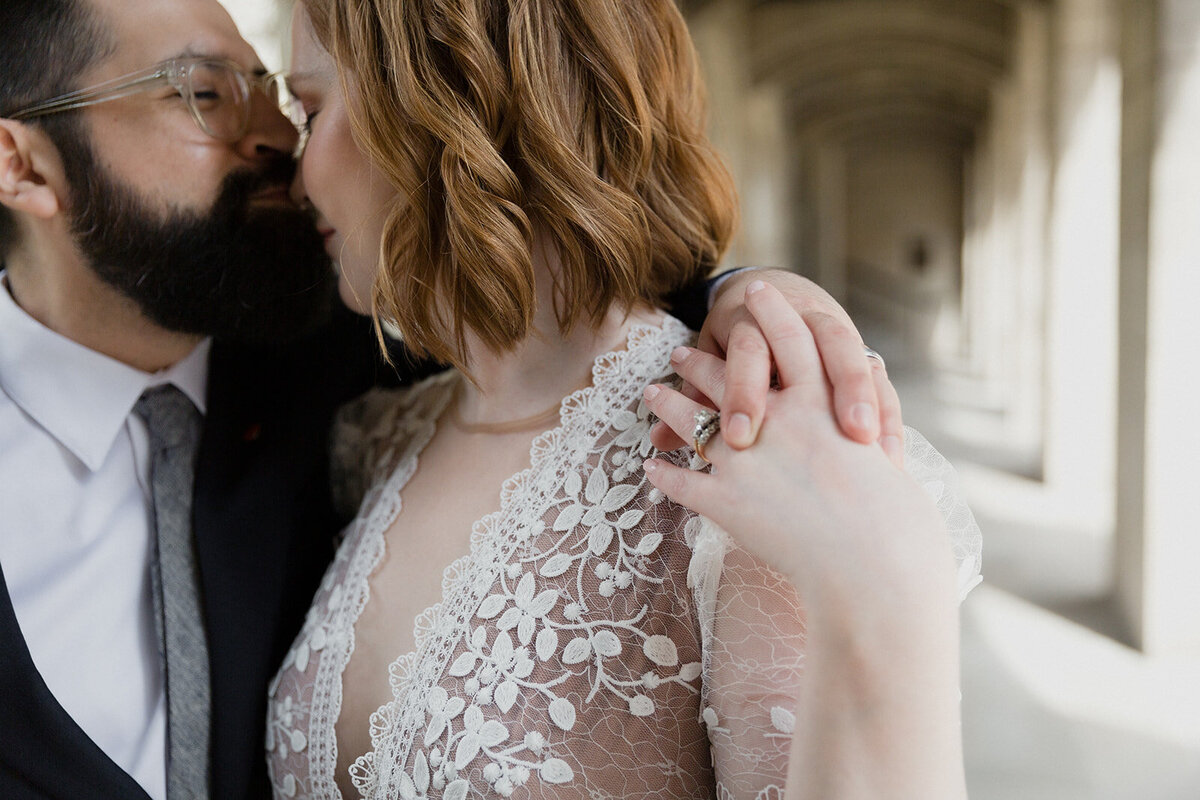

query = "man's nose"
[[236, 91, 300, 161]]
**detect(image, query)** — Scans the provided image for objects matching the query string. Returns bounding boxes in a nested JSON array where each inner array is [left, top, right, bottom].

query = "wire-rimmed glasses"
[[6, 57, 304, 142]]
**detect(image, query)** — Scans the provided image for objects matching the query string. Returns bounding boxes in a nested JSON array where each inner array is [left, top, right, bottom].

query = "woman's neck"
[[453, 237, 660, 427]]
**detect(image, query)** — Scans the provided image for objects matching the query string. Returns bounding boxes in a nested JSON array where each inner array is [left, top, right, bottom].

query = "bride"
[[266, 0, 981, 798]]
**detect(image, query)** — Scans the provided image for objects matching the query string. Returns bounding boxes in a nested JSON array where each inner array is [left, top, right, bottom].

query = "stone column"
[[1117, 0, 1200, 655], [1043, 0, 1123, 507]]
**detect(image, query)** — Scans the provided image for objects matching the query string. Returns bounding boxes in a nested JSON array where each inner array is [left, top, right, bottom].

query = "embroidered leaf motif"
[[582, 506, 605, 527], [563, 470, 583, 497], [540, 758, 575, 784], [497, 606, 522, 632], [629, 694, 655, 716], [618, 510, 646, 531], [290, 730, 307, 753], [539, 553, 572, 577], [679, 662, 702, 681], [491, 632, 514, 666], [549, 696, 577, 731], [480, 720, 509, 747], [535, 627, 558, 662], [464, 703, 484, 732], [471, 626, 488, 648], [562, 636, 591, 664], [398, 771, 417, 800], [495, 680, 519, 713], [592, 630, 622, 657], [515, 572, 536, 605], [310, 625, 327, 650], [455, 732, 481, 769], [476, 595, 508, 619], [528, 589, 558, 618], [601, 484, 638, 512], [585, 467, 609, 504], [553, 503, 585, 531], [643, 635, 679, 667], [413, 750, 430, 794], [635, 530, 661, 553], [614, 426, 643, 447], [424, 714, 447, 746], [770, 705, 796, 734], [588, 524, 615, 555], [428, 686, 450, 713], [444, 780, 469, 800], [448, 652, 478, 677], [611, 409, 639, 430], [514, 615, 533, 645]]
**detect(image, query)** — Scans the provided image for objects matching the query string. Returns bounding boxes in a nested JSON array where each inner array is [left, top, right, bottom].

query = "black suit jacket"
[[0, 288, 709, 799]]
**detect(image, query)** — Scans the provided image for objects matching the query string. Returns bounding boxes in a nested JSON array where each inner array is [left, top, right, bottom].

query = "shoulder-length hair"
[[304, 0, 737, 370]]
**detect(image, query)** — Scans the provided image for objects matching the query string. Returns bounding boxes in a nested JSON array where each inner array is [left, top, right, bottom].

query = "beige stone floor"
[[865, 319, 1200, 799], [961, 584, 1200, 799]]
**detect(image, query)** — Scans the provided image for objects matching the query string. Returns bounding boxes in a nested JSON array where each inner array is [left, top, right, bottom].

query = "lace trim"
[[292, 316, 691, 797], [356, 318, 693, 796]]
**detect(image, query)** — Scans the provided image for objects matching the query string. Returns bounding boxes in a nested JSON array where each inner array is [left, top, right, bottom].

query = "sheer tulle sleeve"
[[903, 426, 983, 601], [329, 389, 398, 519], [691, 427, 982, 798]]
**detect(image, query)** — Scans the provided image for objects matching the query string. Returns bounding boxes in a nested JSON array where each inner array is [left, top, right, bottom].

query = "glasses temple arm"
[[8, 69, 168, 120]]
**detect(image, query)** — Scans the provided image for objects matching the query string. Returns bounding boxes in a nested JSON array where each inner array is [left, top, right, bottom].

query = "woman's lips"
[[317, 227, 338, 257]]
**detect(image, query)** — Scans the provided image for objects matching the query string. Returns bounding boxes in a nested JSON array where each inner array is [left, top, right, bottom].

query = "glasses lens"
[[185, 61, 249, 141]]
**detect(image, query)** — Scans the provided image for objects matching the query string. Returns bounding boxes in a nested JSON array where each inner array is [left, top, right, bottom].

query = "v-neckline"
[[320, 314, 684, 798]]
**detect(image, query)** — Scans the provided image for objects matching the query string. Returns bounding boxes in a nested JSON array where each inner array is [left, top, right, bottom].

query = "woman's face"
[[288, 3, 394, 313]]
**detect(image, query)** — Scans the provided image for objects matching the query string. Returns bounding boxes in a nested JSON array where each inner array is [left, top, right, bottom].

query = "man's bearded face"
[[62, 132, 337, 344]]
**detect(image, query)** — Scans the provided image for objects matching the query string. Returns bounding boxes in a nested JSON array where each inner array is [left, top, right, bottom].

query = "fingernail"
[[643, 459, 659, 475], [670, 346, 690, 364], [851, 403, 874, 431], [881, 435, 903, 465], [726, 412, 752, 444], [644, 384, 661, 402], [746, 279, 766, 295]]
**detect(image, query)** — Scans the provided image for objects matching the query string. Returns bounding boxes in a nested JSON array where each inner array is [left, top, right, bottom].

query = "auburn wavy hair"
[[303, 0, 737, 369]]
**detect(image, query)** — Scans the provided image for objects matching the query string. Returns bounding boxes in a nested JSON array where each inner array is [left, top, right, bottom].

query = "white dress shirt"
[[0, 272, 210, 800]]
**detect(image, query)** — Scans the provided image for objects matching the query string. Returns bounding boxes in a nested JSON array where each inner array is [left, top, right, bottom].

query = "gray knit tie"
[[135, 385, 211, 799]]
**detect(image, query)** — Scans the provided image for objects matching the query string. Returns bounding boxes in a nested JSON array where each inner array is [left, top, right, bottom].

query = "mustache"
[[224, 156, 299, 205]]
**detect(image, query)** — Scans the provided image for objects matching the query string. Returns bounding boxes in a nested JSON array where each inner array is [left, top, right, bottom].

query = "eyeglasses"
[[6, 57, 304, 142]]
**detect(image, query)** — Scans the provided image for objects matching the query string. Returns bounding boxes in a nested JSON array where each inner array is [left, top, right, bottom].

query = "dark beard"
[[62, 137, 337, 344]]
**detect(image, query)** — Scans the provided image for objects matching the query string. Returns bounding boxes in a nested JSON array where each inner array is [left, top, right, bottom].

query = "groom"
[[0, 0, 892, 799]]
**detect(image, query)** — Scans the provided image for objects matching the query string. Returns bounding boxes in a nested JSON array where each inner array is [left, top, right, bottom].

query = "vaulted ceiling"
[[686, 0, 1020, 147]]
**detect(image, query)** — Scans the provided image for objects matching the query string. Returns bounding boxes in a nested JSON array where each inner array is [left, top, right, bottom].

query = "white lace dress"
[[265, 316, 982, 800]]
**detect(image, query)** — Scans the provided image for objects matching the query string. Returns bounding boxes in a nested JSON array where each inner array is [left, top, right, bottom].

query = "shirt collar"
[[0, 271, 211, 472]]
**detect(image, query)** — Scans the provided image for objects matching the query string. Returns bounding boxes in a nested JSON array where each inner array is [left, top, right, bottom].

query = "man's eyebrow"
[[173, 47, 269, 76]]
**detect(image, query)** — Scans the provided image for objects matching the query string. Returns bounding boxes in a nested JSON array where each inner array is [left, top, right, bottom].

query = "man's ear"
[[0, 119, 66, 221]]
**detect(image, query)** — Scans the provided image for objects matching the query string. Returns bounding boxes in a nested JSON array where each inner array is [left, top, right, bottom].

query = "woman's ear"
[[0, 120, 66, 221]]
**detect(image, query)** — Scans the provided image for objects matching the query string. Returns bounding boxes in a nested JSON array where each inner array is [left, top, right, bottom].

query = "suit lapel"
[[194, 341, 300, 800], [194, 312, 411, 799], [0, 560, 152, 800]]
